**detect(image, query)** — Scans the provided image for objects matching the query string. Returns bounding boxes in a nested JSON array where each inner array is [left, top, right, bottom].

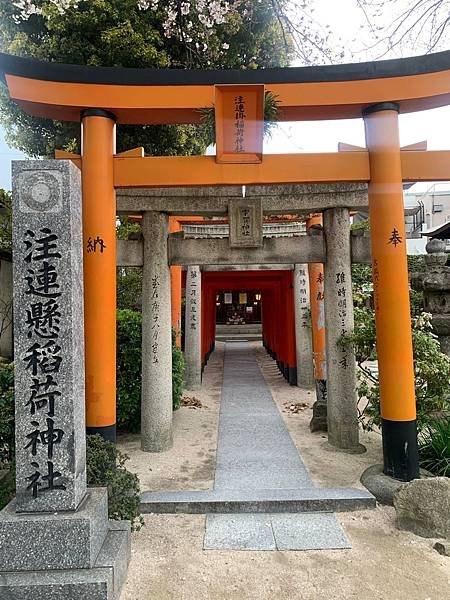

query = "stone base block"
[[310, 400, 328, 432], [97, 520, 132, 597], [0, 488, 108, 571], [0, 520, 131, 600]]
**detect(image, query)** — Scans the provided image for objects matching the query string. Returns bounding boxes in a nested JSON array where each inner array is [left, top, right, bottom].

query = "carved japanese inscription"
[[12, 161, 86, 513], [229, 198, 263, 248]]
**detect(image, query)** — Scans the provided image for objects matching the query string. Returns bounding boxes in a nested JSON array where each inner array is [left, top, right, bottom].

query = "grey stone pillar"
[[323, 208, 360, 450], [141, 211, 173, 452], [11, 161, 86, 512], [294, 264, 314, 387], [184, 265, 202, 390], [0, 160, 130, 599], [0, 254, 13, 359]]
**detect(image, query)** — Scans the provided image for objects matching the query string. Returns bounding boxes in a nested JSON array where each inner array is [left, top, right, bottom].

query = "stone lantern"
[[411, 238, 450, 357]]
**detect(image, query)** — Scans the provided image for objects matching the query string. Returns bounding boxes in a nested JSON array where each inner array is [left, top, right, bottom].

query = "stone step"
[[140, 487, 376, 514], [215, 335, 262, 342]]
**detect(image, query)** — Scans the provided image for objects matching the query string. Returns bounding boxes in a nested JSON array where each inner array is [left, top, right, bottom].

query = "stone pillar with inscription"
[[184, 265, 202, 390], [323, 207, 361, 450], [294, 264, 315, 387], [141, 211, 173, 452], [0, 160, 130, 599]]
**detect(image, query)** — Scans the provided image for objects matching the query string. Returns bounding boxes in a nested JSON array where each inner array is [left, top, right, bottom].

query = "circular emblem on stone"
[[21, 172, 61, 212]]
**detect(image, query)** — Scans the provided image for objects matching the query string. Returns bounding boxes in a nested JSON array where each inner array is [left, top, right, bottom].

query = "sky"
[[0, 0, 449, 192]]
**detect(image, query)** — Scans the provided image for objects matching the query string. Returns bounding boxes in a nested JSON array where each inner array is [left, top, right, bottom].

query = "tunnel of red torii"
[[3, 49, 450, 482]]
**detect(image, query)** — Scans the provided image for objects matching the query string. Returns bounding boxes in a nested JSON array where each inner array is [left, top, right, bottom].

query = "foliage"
[[117, 309, 185, 430], [117, 268, 143, 312], [116, 216, 142, 241], [0, 465, 15, 510], [0, 362, 14, 465], [116, 218, 143, 311], [343, 310, 450, 432], [0, 364, 20, 511], [409, 288, 424, 317], [172, 329, 185, 410], [351, 256, 425, 315], [86, 434, 144, 531], [351, 218, 370, 232], [407, 254, 426, 273], [351, 264, 373, 307], [0, 0, 291, 157], [0, 189, 12, 253], [117, 309, 142, 432], [419, 417, 450, 477]]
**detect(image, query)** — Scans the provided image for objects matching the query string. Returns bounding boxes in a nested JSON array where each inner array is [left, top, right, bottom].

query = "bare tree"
[[271, 0, 449, 63], [356, 0, 450, 57]]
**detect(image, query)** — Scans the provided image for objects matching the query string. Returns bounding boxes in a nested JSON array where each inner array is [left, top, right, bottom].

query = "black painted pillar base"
[[309, 379, 328, 432], [288, 366, 297, 386], [382, 419, 420, 481], [86, 424, 116, 443]]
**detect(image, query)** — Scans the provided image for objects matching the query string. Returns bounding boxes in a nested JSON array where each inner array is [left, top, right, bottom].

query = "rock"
[[310, 400, 328, 432], [361, 464, 405, 506], [361, 464, 433, 506], [394, 477, 450, 538], [434, 541, 450, 557]]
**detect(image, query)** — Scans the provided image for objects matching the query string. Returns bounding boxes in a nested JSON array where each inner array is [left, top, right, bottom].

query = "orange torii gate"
[[2, 49, 450, 481]]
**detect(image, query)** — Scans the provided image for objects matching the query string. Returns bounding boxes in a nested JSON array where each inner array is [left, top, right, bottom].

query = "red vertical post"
[[275, 280, 285, 377], [201, 275, 206, 372], [286, 270, 297, 385]]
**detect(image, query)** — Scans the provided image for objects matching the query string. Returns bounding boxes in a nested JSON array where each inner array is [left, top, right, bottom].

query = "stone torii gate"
[[115, 183, 372, 453], [3, 49, 450, 487]]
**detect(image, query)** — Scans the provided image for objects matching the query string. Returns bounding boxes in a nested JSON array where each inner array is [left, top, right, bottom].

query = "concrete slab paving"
[[204, 342, 353, 551], [214, 343, 311, 492], [204, 512, 351, 551], [271, 512, 351, 551], [204, 514, 276, 551]]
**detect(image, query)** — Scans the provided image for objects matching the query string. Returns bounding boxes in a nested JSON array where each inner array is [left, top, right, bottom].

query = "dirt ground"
[[119, 342, 450, 600]]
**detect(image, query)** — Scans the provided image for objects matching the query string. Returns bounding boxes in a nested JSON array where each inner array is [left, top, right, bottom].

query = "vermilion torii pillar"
[[169, 217, 182, 348], [307, 215, 328, 432], [81, 109, 117, 442], [363, 103, 419, 480]]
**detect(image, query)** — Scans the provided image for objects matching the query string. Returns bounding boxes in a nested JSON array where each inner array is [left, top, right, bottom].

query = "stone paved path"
[[203, 342, 351, 551]]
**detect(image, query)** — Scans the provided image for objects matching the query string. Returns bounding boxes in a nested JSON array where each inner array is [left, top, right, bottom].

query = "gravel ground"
[[119, 341, 450, 600]]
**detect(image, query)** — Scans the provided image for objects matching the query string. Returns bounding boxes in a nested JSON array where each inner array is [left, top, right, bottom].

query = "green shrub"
[[87, 434, 144, 531], [419, 418, 450, 477], [343, 311, 450, 432], [117, 309, 185, 430], [117, 309, 142, 432], [0, 433, 145, 527], [117, 267, 142, 311], [0, 465, 15, 511], [0, 362, 15, 464], [0, 189, 12, 253], [172, 329, 185, 410]]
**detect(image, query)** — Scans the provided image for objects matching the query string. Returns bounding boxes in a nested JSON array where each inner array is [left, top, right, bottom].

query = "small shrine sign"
[[215, 84, 265, 164]]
